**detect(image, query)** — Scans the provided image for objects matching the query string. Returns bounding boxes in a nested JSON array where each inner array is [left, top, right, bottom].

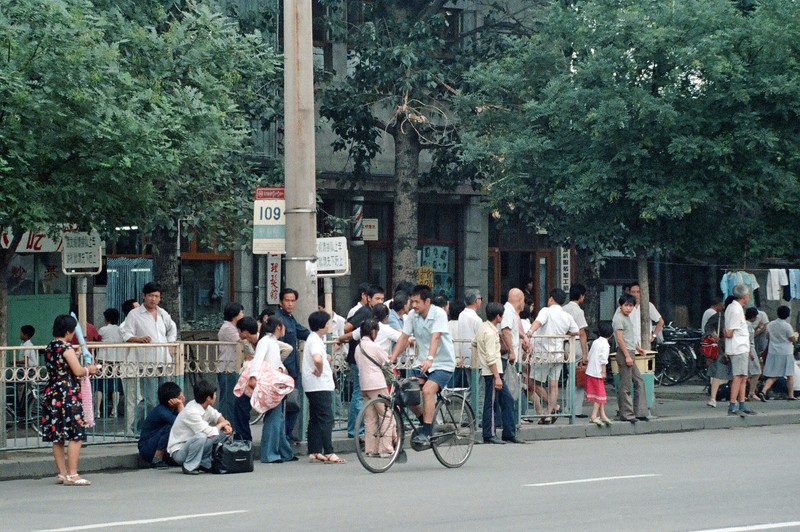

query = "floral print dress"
[[41, 340, 85, 442]]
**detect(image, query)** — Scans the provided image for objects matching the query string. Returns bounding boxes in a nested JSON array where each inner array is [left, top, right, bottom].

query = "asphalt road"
[[4, 425, 800, 532]]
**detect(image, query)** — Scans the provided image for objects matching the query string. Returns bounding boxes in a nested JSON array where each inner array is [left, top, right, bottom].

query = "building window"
[[5, 253, 67, 296]]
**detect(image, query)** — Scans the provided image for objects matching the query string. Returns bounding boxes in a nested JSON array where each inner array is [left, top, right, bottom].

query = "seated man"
[[138, 381, 185, 469], [167, 379, 232, 475]]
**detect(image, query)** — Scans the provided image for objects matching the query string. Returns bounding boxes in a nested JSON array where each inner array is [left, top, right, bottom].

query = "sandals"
[[309, 453, 346, 464], [63, 474, 92, 486], [601, 417, 613, 427], [537, 417, 550, 425], [56, 474, 67, 484], [308, 454, 327, 463], [589, 417, 604, 427]]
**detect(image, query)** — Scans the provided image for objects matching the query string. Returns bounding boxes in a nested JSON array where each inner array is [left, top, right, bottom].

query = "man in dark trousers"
[[276, 288, 310, 442]]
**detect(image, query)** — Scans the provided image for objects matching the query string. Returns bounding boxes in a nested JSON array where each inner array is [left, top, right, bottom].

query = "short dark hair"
[[103, 308, 120, 325], [432, 294, 448, 308], [597, 322, 614, 339], [724, 295, 736, 309], [21, 325, 35, 339], [412, 284, 432, 302], [777, 305, 791, 320], [744, 307, 759, 320], [308, 310, 330, 331], [391, 292, 409, 312], [158, 381, 182, 406], [280, 288, 299, 301], [618, 294, 636, 306], [360, 318, 380, 339], [449, 301, 465, 321], [550, 288, 567, 306], [371, 303, 389, 322], [236, 316, 259, 335], [394, 281, 414, 295], [122, 299, 137, 317], [142, 282, 161, 295], [367, 285, 385, 298], [629, 281, 640, 289], [486, 302, 504, 321], [193, 379, 217, 403], [223, 302, 244, 321], [258, 307, 276, 322], [569, 284, 586, 301], [52, 314, 77, 337], [520, 309, 531, 321]]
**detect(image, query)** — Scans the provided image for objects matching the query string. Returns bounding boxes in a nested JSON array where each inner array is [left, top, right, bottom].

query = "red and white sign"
[[1, 228, 65, 253], [267, 253, 281, 304]]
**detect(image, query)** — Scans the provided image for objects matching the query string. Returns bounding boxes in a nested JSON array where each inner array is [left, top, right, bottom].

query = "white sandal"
[[64, 474, 92, 486], [56, 474, 67, 484]]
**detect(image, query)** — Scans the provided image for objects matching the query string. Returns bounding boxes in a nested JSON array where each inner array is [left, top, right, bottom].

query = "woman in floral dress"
[[41, 315, 98, 486]]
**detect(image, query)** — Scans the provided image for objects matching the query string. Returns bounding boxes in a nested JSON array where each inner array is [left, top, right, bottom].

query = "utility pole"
[[283, 0, 318, 323]]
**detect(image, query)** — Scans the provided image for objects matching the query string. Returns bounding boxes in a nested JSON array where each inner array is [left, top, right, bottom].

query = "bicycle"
[[4, 375, 43, 437], [354, 374, 476, 474], [655, 324, 705, 386]]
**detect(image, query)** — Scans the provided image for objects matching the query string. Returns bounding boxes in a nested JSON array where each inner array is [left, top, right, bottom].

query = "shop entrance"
[[488, 248, 554, 309]]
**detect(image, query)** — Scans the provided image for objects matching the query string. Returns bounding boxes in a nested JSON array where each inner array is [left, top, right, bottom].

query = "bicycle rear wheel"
[[655, 345, 685, 386], [354, 397, 404, 474], [431, 393, 475, 468]]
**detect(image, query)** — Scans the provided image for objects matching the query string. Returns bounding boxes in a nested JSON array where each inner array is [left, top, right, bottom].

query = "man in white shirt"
[[120, 282, 178, 427], [456, 289, 483, 388], [499, 288, 529, 364], [723, 285, 754, 417], [629, 282, 664, 347], [526, 288, 579, 423], [701, 298, 724, 332], [562, 284, 589, 416], [167, 379, 232, 474]]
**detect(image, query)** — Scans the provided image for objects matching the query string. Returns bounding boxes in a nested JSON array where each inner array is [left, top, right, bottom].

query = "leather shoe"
[[483, 436, 506, 445], [181, 465, 199, 475], [635, 416, 650, 422], [502, 436, 526, 444]]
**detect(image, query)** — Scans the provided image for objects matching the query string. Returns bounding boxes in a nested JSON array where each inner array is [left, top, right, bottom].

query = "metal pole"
[[283, 0, 318, 323]]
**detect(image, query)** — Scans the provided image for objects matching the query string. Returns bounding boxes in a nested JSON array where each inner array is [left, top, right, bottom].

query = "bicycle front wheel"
[[354, 397, 404, 474], [431, 393, 475, 468]]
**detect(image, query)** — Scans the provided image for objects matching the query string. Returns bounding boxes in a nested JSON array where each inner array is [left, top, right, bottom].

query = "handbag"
[[211, 432, 254, 474], [79, 372, 95, 428], [358, 344, 393, 386], [574, 363, 587, 388], [701, 312, 722, 361]]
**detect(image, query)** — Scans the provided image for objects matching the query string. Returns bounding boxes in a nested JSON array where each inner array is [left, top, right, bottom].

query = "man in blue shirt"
[[391, 285, 455, 447], [138, 381, 184, 468], [276, 288, 310, 442]]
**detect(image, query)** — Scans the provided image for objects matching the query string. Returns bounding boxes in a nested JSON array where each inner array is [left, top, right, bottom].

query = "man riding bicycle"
[[390, 284, 455, 448]]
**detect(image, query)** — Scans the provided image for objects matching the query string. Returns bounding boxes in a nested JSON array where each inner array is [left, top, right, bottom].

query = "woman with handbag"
[[759, 306, 799, 400], [41, 315, 99, 486], [706, 296, 734, 407], [355, 319, 396, 457]]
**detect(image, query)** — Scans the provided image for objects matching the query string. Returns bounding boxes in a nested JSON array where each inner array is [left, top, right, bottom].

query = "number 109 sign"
[[253, 187, 286, 254]]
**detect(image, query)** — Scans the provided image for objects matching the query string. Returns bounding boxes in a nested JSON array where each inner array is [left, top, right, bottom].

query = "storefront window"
[[6, 254, 34, 295], [417, 245, 455, 301], [37, 253, 67, 294], [5, 253, 67, 296], [181, 260, 231, 329]]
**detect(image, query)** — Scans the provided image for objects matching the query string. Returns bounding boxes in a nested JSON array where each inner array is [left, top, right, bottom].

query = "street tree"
[[319, 0, 539, 286], [457, 0, 800, 347], [101, 0, 281, 324], [0, 0, 162, 344]]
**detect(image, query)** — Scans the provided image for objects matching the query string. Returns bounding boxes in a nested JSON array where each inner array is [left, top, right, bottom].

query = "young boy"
[[97, 308, 124, 418], [612, 294, 647, 423], [17, 325, 37, 368], [586, 322, 614, 426], [745, 307, 762, 403]]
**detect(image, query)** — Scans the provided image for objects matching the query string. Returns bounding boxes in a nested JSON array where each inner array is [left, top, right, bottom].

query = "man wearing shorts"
[[723, 284, 755, 417], [391, 284, 455, 447]]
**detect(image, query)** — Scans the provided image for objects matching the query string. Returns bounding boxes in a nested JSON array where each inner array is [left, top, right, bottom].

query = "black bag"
[[212, 433, 254, 474]]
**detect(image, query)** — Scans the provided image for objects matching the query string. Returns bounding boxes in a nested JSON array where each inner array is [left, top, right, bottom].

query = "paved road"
[[4, 425, 800, 531]]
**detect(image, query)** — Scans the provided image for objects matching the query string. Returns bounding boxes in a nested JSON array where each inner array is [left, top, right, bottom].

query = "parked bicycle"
[[655, 323, 705, 386], [354, 374, 475, 474], [4, 375, 43, 436]]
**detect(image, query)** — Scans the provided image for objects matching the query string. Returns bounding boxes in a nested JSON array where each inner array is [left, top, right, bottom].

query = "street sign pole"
[[284, 0, 317, 324]]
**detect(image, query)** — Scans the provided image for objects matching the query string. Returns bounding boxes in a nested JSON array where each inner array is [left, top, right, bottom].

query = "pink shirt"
[[354, 337, 390, 392]]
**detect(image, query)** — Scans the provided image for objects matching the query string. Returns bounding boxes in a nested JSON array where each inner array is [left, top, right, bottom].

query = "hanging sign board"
[[253, 187, 286, 254]]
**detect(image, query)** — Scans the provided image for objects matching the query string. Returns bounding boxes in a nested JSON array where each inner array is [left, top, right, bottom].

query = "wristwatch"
[[426, 355, 434, 361]]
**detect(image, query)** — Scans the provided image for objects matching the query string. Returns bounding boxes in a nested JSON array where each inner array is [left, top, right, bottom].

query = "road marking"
[[690, 523, 800, 532], [38, 510, 248, 531], [524, 473, 661, 487]]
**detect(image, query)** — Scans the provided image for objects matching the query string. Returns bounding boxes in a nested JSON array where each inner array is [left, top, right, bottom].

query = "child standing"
[[586, 322, 614, 427]]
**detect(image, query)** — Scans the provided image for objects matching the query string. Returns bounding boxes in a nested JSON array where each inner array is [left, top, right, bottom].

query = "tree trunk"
[[637, 250, 652, 351], [575, 247, 601, 336], [0, 231, 24, 346], [391, 126, 421, 287], [150, 226, 181, 330]]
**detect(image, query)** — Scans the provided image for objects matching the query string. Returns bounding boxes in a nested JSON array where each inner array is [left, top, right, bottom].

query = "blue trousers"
[[232, 393, 254, 441], [261, 404, 294, 463], [138, 424, 171, 463], [217, 372, 238, 422], [347, 365, 364, 438], [483, 375, 516, 440]]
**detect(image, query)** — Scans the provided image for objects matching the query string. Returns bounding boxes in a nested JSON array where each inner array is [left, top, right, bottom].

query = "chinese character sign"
[[267, 254, 281, 304]]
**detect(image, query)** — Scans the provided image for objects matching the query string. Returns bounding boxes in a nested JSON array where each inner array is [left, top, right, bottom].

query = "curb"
[[2, 412, 797, 481]]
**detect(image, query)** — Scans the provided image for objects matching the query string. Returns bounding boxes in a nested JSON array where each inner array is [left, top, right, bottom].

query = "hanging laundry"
[[788, 270, 800, 300], [767, 268, 789, 300]]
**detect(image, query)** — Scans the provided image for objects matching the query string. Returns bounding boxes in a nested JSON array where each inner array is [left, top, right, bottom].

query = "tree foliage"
[[457, 0, 800, 264]]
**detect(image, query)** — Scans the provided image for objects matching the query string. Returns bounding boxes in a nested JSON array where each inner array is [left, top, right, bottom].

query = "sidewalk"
[[2, 384, 797, 481]]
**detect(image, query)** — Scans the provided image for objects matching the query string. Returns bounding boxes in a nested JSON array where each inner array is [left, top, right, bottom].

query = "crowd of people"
[[35, 277, 800, 484]]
